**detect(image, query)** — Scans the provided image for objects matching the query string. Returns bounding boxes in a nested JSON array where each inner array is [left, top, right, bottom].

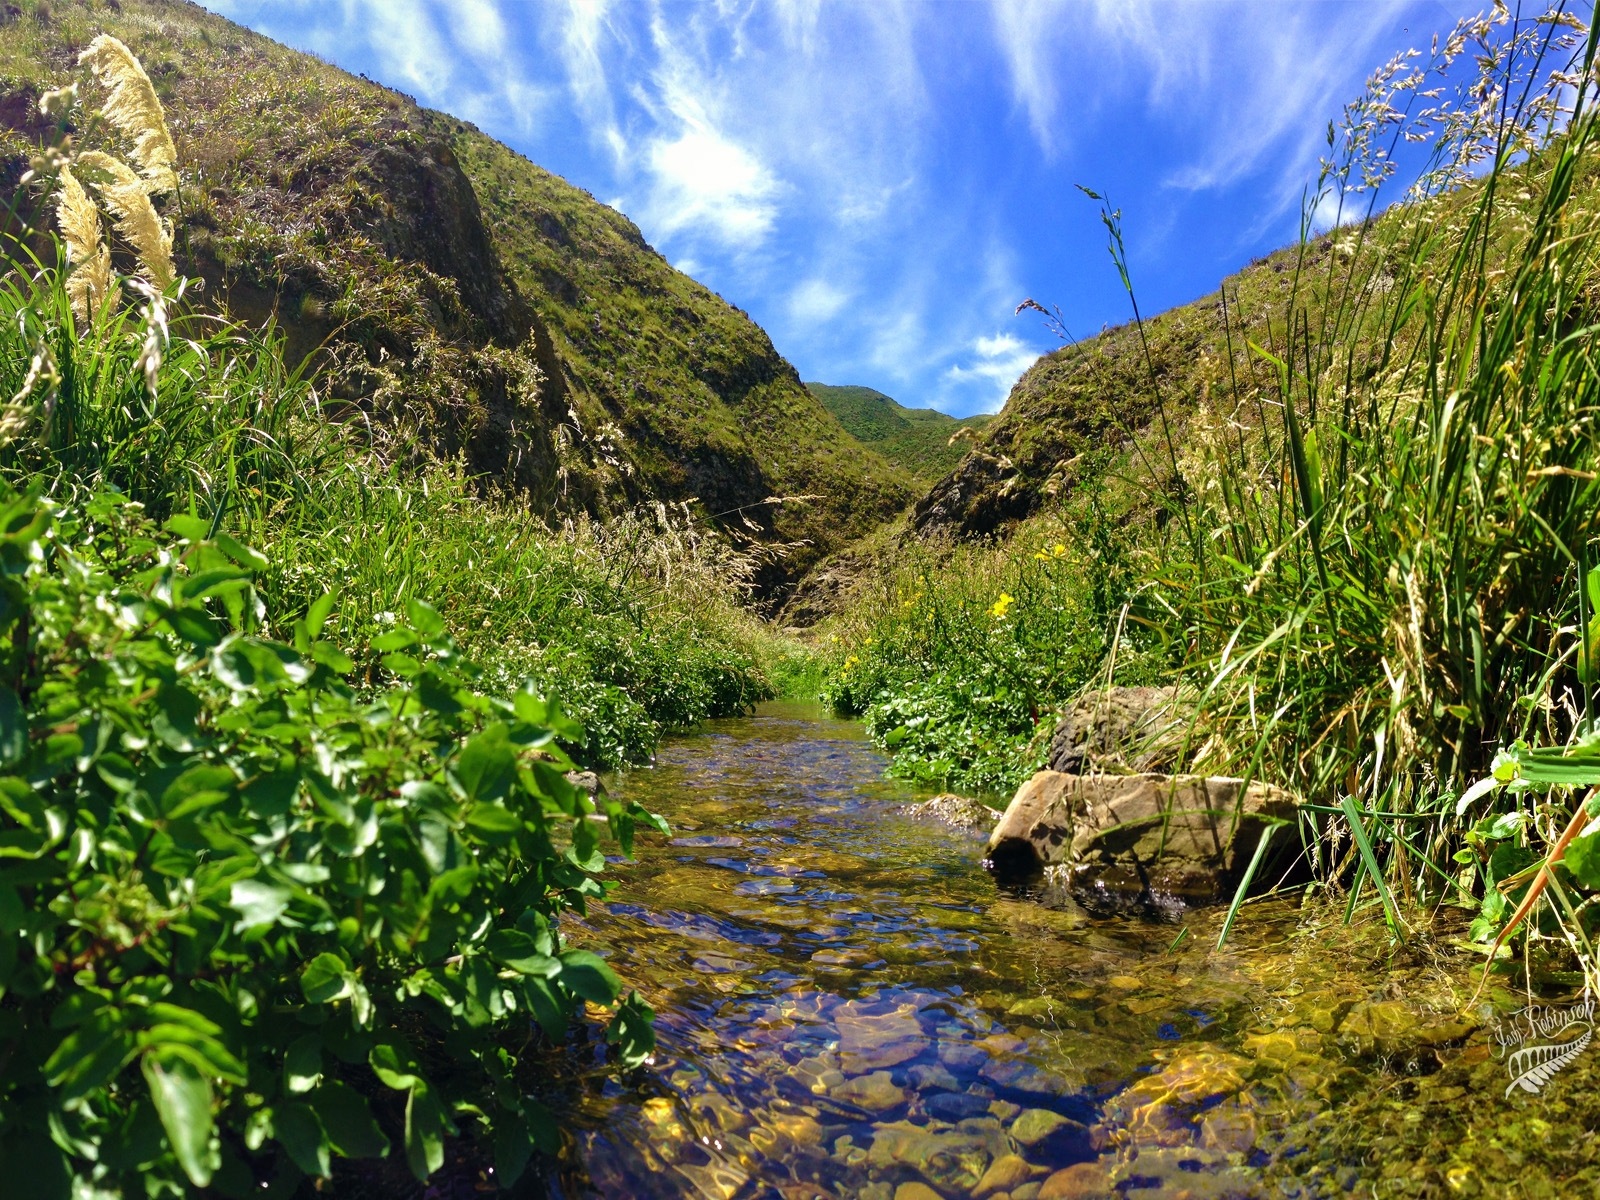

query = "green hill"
[[0, 0, 912, 599], [806, 382, 991, 484]]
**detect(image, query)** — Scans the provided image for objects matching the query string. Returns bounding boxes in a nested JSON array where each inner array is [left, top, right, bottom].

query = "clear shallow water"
[[538, 703, 1487, 1200]]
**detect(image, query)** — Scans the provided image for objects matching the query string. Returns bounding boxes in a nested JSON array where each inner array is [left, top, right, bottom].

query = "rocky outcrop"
[[1048, 686, 1190, 775], [0, 0, 914, 603], [985, 770, 1300, 906]]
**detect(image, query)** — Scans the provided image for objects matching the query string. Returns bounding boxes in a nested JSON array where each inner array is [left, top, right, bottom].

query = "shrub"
[[0, 485, 661, 1195]]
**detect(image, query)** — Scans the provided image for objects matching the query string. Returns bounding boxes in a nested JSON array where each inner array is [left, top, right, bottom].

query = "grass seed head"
[[53, 164, 111, 320], [78, 34, 179, 196], [75, 150, 174, 290]]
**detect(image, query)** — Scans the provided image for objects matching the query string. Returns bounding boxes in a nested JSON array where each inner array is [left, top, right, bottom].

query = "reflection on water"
[[542, 703, 1481, 1199]]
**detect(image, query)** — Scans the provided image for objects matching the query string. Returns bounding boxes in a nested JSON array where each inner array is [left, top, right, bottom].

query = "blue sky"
[[207, 0, 1482, 417]]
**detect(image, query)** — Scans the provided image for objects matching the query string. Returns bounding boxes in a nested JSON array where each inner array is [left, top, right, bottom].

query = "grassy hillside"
[[826, 13, 1600, 997], [806, 382, 991, 483], [0, 0, 912, 598]]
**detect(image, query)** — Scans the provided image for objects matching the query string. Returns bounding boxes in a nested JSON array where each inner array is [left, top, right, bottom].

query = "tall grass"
[[828, 4, 1600, 981], [1160, 8, 1600, 940], [0, 242, 784, 767]]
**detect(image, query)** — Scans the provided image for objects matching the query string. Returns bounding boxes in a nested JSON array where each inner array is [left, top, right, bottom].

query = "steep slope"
[[0, 0, 911, 596], [806, 382, 991, 484], [910, 236, 1349, 540]]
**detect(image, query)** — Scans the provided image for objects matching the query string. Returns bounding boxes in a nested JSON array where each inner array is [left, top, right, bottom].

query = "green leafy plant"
[[0, 486, 662, 1195]]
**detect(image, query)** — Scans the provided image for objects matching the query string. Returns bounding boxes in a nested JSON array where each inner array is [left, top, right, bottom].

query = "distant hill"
[[0, 0, 913, 599], [806, 383, 991, 484]]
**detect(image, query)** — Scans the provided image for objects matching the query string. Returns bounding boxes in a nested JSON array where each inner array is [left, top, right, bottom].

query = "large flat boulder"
[[984, 771, 1301, 905]]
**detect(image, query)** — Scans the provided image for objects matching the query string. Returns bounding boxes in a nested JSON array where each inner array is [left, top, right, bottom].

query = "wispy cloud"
[[945, 331, 1041, 413], [212, 0, 1471, 421], [991, 0, 1402, 210]]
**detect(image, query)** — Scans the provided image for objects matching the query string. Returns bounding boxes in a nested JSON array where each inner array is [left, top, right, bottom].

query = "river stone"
[[1009, 1108, 1072, 1146], [836, 1003, 927, 1072], [834, 1070, 907, 1112], [868, 1120, 1007, 1191], [909, 1063, 961, 1091], [901, 794, 998, 834], [985, 770, 1301, 904], [1038, 1162, 1113, 1199], [927, 1091, 991, 1121], [894, 1184, 947, 1200], [1336, 999, 1478, 1059], [565, 770, 602, 794], [972, 1153, 1034, 1198], [1109, 1048, 1251, 1149], [1048, 687, 1190, 775]]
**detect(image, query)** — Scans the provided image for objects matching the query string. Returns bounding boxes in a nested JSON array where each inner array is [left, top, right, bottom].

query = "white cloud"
[[554, 0, 628, 163], [453, 0, 509, 64], [788, 278, 849, 324], [945, 331, 1041, 413], [644, 124, 779, 248]]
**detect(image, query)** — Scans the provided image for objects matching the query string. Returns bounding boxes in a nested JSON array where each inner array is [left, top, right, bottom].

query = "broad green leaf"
[[302, 953, 353, 1005], [404, 1083, 452, 1182], [138, 1022, 246, 1083], [455, 724, 515, 801], [465, 801, 522, 836], [0, 686, 24, 767], [306, 590, 338, 639], [486, 930, 558, 977], [1566, 830, 1600, 889], [558, 950, 622, 1005], [494, 1119, 536, 1187], [142, 1051, 216, 1186], [161, 764, 236, 819], [285, 1034, 323, 1093], [371, 629, 418, 652], [309, 1080, 389, 1159], [607, 992, 658, 1069], [405, 598, 446, 638], [274, 1101, 331, 1179], [229, 879, 292, 931], [369, 1042, 425, 1091]]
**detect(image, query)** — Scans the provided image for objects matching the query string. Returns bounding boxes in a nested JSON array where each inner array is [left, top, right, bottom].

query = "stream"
[[535, 703, 1571, 1199]]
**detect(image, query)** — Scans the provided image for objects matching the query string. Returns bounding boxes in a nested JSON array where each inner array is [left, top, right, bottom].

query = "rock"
[[1009, 1108, 1072, 1146], [927, 1091, 991, 1121], [836, 1002, 927, 1072], [565, 770, 602, 794], [1049, 687, 1190, 774], [985, 770, 1301, 904], [909, 1063, 961, 1091], [901, 793, 998, 834], [869, 1120, 1007, 1192], [972, 1153, 1034, 1197], [1108, 1048, 1251, 1149], [1038, 1162, 1112, 1199], [1337, 999, 1478, 1059], [833, 1070, 907, 1112], [895, 1184, 948, 1200]]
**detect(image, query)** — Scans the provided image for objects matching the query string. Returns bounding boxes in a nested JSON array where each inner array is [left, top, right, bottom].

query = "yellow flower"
[[990, 592, 1015, 618], [1052, 543, 1067, 558]]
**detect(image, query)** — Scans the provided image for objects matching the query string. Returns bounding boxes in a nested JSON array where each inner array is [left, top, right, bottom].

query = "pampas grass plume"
[[54, 164, 112, 320], [76, 150, 174, 289], [78, 35, 178, 196]]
